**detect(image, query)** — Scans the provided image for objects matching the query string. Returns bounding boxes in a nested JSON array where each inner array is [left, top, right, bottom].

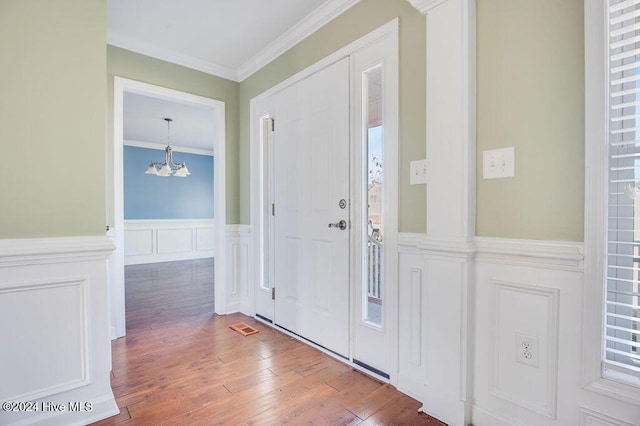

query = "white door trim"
[[249, 19, 398, 109], [112, 77, 227, 338], [249, 18, 399, 379]]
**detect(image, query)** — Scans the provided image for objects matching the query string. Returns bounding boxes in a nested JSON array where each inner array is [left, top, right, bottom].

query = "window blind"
[[606, 0, 640, 385]]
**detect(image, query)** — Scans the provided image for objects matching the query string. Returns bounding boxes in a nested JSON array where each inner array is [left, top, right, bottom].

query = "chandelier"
[[145, 118, 191, 177]]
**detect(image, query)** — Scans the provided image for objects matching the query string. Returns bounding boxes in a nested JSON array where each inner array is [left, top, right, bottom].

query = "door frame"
[[249, 19, 399, 381], [111, 77, 227, 338]]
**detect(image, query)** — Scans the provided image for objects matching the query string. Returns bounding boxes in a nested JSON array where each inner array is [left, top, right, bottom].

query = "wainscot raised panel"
[[471, 237, 640, 426], [0, 279, 89, 403], [123, 229, 154, 256], [196, 227, 215, 251], [398, 251, 428, 398], [580, 408, 637, 426], [123, 219, 215, 265], [397, 234, 474, 426], [157, 228, 193, 254], [491, 280, 559, 418], [473, 237, 583, 426], [226, 225, 252, 315], [0, 237, 118, 425]]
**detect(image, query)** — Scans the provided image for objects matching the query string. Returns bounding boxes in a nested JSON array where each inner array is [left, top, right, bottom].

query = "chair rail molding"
[[0, 236, 114, 267], [475, 237, 584, 272]]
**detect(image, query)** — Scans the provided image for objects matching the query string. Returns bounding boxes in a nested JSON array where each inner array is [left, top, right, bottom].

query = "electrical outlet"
[[410, 159, 427, 185], [516, 332, 539, 367]]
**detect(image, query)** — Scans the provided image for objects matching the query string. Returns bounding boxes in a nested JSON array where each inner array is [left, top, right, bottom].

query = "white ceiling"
[[107, 0, 359, 81], [112, 0, 361, 151], [123, 93, 217, 152]]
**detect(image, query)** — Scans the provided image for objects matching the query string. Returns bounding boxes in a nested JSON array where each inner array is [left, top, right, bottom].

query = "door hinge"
[[271, 203, 275, 216], [271, 287, 275, 300], [271, 117, 275, 132]]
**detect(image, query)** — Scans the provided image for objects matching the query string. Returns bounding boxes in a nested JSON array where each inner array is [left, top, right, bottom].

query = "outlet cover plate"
[[516, 332, 539, 368], [483, 147, 515, 179], [410, 159, 427, 185]]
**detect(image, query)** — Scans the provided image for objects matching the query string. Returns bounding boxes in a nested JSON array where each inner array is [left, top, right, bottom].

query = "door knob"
[[328, 220, 347, 230]]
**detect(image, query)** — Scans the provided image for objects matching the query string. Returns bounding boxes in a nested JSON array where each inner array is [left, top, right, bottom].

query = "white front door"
[[273, 58, 350, 357]]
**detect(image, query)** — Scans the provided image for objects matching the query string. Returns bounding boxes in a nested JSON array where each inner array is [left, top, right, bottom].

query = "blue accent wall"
[[124, 146, 214, 219]]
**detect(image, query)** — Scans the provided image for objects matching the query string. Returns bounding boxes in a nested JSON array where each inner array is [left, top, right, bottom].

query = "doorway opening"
[[111, 78, 226, 339]]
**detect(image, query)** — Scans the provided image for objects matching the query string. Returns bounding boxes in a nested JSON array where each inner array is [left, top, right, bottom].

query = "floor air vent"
[[229, 323, 259, 336]]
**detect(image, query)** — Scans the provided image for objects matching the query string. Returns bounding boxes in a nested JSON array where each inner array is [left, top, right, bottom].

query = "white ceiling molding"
[[124, 139, 214, 156], [109, 0, 360, 83], [107, 32, 239, 81], [236, 0, 361, 81], [406, 0, 448, 14]]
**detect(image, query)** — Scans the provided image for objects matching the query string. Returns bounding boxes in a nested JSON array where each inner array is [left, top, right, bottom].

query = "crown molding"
[[107, 33, 239, 82], [407, 0, 449, 14], [108, 0, 360, 83], [236, 0, 361, 81]]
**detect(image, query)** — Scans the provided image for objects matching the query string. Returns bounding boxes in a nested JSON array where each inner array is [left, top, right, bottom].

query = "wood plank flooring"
[[93, 259, 444, 425]]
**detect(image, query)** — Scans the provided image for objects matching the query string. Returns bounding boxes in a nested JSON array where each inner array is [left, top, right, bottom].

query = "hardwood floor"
[[93, 259, 444, 425]]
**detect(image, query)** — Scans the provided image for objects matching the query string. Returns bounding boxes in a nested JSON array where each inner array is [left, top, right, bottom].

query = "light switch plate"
[[483, 147, 515, 179], [410, 159, 427, 185]]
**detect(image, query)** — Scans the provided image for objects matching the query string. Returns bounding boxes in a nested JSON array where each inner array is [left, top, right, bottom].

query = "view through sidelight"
[[364, 65, 383, 326]]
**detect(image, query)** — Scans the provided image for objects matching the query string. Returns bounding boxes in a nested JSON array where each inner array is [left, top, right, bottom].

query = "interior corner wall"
[[238, 0, 427, 232], [0, 0, 107, 238], [106, 46, 241, 225], [476, 0, 585, 241]]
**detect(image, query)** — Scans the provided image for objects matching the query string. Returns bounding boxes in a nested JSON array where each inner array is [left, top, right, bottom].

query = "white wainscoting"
[[397, 233, 474, 426], [580, 408, 637, 426], [398, 234, 640, 426], [226, 225, 252, 315], [123, 219, 215, 265], [472, 237, 640, 426], [0, 237, 118, 425]]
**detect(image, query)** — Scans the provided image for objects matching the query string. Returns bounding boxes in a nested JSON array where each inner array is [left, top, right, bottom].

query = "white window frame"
[[584, 0, 640, 404]]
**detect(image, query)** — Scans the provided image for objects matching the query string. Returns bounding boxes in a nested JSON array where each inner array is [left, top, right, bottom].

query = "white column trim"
[[411, 0, 476, 424]]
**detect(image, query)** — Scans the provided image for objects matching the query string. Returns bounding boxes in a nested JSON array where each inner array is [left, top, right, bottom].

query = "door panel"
[[350, 33, 398, 378], [274, 58, 350, 357]]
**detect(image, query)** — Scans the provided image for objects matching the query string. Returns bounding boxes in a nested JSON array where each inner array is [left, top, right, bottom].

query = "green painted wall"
[[0, 0, 583, 240], [239, 0, 426, 232], [106, 46, 240, 224], [0, 0, 107, 238], [476, 0, 585, 241]]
